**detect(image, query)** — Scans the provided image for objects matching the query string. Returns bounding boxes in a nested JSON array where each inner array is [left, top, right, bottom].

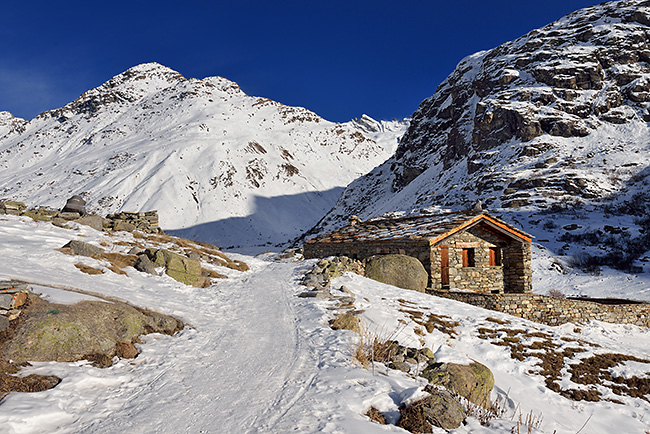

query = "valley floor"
[[0, 215, 649, 433]]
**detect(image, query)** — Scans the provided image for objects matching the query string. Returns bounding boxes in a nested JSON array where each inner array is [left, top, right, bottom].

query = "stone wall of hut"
[[429, 226, 508, 293], [304, 224, 532, 294], [304, 239, 432, 276]]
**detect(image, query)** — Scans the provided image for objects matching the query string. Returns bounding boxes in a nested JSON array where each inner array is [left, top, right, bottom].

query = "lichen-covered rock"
[[365, 254, 428, 292], [421, 361, 495, 409], [301, 256, 364, 288], [146, 248, 208, 287], [397, 388, 466, 431], [73, 215, 104, 231], [1, 294, 182, 366], [0, 200, 26, 215], [329, 311, 361, 333]]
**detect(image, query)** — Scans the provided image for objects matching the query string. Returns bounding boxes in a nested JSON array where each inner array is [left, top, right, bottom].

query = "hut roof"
[[305, 211, 532, 245]]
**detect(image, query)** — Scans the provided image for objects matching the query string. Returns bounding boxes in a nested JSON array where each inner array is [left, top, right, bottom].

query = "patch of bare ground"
[[74, 263, 103, 274], [398, 300, 459, 338], [476, 325, 650, 402]]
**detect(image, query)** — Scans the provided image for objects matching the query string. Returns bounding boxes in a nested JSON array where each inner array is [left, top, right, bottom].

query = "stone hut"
[[304, 211, 532, 294]]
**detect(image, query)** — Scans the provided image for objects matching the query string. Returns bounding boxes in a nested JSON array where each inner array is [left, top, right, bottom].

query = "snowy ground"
[[0, 215, 649, 433]]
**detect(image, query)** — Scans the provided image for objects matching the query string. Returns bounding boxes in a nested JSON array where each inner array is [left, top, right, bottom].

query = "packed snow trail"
[[65, 260, 318, 433]]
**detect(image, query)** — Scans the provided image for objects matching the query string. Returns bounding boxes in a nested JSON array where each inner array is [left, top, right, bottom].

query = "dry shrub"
[[74, 263, 103, 275], [365, 406, 386, 424], [397, 399, 432, 433], [547, 288, 565, 298], [510, 410, 543, 434], [353, 325, 401, 369]]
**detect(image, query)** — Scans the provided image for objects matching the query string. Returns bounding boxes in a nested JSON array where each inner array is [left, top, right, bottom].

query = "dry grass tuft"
[[74, 263, 104, 275], [202, 268, 227, 279]]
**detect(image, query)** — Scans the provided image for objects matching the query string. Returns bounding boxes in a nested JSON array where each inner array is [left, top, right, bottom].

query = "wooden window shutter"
[[489, 247, 501, 266], [462, 248, 475, 267]]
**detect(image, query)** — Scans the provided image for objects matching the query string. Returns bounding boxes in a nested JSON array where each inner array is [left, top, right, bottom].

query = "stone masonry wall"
[[429, 226, 514, 293], [430, 291, 650, 327], [503, 241, 533, 294]]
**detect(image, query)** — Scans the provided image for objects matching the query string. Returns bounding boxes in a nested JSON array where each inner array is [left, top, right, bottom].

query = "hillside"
[[310, 0, 650, 273], [0, 63, 407, 249]]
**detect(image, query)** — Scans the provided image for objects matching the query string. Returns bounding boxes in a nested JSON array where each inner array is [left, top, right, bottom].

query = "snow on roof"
[[306, 210, 532, 245]]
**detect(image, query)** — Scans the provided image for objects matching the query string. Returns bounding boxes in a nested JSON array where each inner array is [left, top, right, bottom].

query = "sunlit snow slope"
[[0, 63, 407, 248]]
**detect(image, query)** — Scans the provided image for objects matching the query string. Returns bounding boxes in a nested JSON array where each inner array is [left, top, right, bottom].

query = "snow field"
[[0, 215, 649, 433]]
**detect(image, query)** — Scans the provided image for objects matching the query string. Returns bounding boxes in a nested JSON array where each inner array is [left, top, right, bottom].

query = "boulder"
[[2, 294, 182, 366], [0, 200, 26, 215], [146, 248, 207, 287], [365, 254, 428, 292], [397, 388, 466, 431], [135, 254, 158, 275], [61, 240, 104, 258], [0, 294, 12, 310], [421, 361, 495, 409], [61, 195, 86, 214]]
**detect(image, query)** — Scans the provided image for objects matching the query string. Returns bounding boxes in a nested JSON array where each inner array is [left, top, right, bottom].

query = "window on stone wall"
[[462, 248, 475, 267], [489, 247, 502, 266]]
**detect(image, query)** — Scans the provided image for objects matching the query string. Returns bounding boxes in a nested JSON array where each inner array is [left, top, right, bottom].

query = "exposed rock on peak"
[[0, 111, 26, 137], [310, 0, 650, 242]]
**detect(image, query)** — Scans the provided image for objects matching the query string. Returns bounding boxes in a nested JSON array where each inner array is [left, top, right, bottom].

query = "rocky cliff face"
[[309, 0, 650, 271], [0, 63, 406, 248], [316, 0, 650, 220], [392, 0, 650, 196]]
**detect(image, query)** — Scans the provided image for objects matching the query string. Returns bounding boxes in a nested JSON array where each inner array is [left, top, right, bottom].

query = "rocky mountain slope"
[[0, 63, 407, 248], [311, 0, 650, 272]]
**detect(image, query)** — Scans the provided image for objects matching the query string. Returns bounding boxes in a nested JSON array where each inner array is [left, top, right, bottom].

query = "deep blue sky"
[[1, 0, 599, 123]]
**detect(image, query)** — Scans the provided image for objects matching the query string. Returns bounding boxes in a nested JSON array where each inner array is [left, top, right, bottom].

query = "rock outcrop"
[[145, 248, 208, 287], [310, 0, 650, 248], [1, 292, 182, 367]]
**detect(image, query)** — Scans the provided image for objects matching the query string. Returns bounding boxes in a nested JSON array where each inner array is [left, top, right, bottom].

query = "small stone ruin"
[[0, 197, 163, 235]]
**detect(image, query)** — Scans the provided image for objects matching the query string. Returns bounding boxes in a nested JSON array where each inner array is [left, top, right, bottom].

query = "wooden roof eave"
[[428, 214, 532, 246]]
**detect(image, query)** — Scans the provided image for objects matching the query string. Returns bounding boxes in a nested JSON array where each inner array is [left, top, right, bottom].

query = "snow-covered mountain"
[[0, 63, 407, 248], [311, 0, 650, 272]]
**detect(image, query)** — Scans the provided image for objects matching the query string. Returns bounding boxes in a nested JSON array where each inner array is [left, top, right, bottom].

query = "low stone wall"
[[0, 200, 162, 234], [104, 211, 161, 234], [429, 290, 650, 327]]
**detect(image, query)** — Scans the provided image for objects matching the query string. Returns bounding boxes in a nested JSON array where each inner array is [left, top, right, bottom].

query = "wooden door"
[[440, 246, 449, 288]]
